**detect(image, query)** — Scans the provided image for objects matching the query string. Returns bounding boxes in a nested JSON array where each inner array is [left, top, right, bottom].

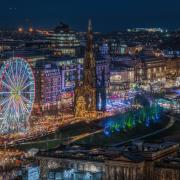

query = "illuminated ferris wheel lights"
[[0, 57, 35, 134]]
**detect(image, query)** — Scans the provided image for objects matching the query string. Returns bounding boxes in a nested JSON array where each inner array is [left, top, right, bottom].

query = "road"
[[16, 129, 103, 147]]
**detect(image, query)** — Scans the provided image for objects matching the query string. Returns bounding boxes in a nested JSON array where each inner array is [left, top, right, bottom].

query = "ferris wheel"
[[0, 57, 35, 134]]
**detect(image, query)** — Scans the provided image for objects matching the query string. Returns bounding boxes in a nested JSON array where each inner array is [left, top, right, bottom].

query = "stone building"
[[154, 152, 180, 180], [37, 142, 179, 180]]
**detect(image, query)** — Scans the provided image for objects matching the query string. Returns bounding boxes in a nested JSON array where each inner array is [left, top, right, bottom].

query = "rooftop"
[[37, 142, 179, 163], [155, 152, 180, 169]]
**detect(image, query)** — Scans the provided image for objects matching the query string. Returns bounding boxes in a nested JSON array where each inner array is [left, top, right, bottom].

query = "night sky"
[[0, 0, 180, 31]]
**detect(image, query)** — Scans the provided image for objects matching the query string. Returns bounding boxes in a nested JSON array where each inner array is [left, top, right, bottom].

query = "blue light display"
[[102, 103, 163, 136]]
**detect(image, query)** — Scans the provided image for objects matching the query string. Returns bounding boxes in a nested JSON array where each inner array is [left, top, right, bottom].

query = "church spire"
[[88, 19, 92, 32], [86, 19, 93, 53], [74, 20, 97, 118], [83, 19, 96, 88]]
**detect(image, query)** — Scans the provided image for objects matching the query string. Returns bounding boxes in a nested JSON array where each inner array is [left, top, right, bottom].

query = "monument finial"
[[88, 19, 92, 32]]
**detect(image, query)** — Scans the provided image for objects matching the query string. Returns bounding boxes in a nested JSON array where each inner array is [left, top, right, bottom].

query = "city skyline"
[[0, 1, 180, 179], [0, 0, 180, 31]]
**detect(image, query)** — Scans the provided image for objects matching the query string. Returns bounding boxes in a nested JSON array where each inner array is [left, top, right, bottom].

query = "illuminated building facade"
[[139, 57, 180, 88], [108, 56, 134, 103], [109, 56, 180, 90], [46, 23, 81, 57], [134, 57, 146, 83], [21, 164, 40, 180], [166, 58, 180, 86], [34, 62, 62, 114], [105, 56, 180, 110], [59, 56, 83, 110], [145, 58, 166, 83], [110, 44, 143, 56], [34, 56, 84, 114], [110, 67, 134, 91], [96, 43, 110, 111], [38, 156, 104, 180], [59, 57, 83, 91], [47, 169, 102, 180]]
